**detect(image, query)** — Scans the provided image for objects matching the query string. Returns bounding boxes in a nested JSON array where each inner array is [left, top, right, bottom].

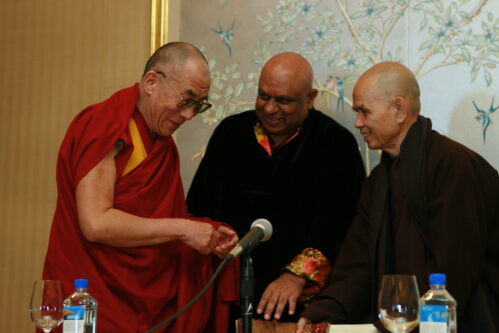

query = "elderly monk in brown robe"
[[297, 62, 499, 333]]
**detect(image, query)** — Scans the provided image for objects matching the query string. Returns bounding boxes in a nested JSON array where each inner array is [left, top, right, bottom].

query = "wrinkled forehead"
[[176, 57, 210, 80], [354, 74, 392, 100], [353, 75, 373, 101], [172, 60, 211, 98]]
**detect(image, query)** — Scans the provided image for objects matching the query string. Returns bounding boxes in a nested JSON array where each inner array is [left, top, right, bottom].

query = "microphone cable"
[[145, 255, 232, 333]]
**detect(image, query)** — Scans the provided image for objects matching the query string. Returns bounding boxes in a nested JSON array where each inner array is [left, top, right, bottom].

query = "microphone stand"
[[241, 254, 254, 333]]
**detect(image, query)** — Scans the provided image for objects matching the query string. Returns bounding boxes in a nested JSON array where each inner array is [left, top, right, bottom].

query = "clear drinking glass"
[[378, 275, 420, 333], [29, 280, 64, 333]]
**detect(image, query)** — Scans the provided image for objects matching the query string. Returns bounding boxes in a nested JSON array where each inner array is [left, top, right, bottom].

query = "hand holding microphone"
[[212, 225, 239, 259], [226, 218, 273, 261], [147, 219, 272, 332]]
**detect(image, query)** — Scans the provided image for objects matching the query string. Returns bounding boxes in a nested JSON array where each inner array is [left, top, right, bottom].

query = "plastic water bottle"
[[63, 279, 98, 333], [419, 273, 457, 333]]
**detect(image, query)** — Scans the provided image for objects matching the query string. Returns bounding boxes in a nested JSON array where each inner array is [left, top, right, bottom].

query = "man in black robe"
[[187, 52, 365, 322], [297, 62, 499, 333]]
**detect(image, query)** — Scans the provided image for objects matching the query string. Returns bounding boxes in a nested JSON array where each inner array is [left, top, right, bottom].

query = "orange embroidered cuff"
[[284, 248, 331, 303]]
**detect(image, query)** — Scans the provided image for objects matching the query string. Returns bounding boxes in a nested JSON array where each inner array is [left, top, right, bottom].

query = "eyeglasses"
[[155, 71, 212, 114]]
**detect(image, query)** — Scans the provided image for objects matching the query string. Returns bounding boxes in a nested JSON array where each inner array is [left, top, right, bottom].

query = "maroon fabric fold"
[[43, 84, 239, 332]]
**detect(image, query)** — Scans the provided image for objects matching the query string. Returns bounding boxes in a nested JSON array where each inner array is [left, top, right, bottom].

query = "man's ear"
[[308, 88, 319, 109], [142, 71, 159, 95], [394, 96, 409, 124]]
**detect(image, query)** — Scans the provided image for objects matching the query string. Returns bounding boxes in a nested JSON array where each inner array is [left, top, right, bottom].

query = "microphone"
[[227, 218, 273, 261]]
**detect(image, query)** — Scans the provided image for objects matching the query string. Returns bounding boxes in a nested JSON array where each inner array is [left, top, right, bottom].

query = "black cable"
[[145, 255, 233, 333]]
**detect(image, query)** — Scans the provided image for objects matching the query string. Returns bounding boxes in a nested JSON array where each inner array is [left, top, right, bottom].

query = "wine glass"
[[378, 275, 420, 333], [29, 280, 64, 333]]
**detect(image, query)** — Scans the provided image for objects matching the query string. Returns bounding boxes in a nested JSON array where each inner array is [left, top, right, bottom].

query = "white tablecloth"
[[329, 324, 379, 332]]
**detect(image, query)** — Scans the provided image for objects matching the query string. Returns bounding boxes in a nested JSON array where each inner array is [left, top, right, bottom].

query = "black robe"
[[301, 116, 499, 332], [187, 109, 365, 319]]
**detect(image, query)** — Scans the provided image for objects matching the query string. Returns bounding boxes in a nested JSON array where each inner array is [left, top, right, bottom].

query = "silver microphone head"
[[251, 218, 273, 242]]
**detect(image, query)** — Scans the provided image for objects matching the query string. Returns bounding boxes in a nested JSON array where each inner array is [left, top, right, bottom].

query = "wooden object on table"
[[235, 319, 330, 333]]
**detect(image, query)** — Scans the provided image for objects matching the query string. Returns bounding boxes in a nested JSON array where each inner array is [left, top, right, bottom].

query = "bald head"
[[356, 61, 421, 115], [353, 62, 421, 156], [143, 42, 208, 77], [255, 52, 318, 146], [260, 52, 314, 91]]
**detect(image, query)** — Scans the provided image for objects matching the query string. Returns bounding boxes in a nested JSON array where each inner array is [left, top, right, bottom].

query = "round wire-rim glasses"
[[155, 71, 212, 114]]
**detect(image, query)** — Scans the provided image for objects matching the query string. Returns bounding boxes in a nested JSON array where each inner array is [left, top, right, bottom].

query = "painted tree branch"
[[468, 0, 488, 21], [379, 1, 411, 59], [190, 146, 206, 161], [335, 0, 379, 64], [314, 77, 373, 173], [317, 89, 354, 108], [474, 57, 499, 64], [416, 56, 499, 79], [414, 40, 446, 76], [231, 100, 254, 107], [414, 0, 490, 76], [416, 60, 461, 79], [314, 78, 354, 108]]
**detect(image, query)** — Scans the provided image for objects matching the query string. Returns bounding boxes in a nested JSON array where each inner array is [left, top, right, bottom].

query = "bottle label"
[[420, 305, 448, 333], [63, 305, 85, 333]]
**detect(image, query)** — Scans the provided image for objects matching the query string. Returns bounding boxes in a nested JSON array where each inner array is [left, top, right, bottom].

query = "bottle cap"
[[429, 273, 446, 285], [75, 278, 88, 289]]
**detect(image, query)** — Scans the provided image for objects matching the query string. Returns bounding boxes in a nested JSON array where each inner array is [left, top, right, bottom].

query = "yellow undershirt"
[[122, 118, 148, 176]]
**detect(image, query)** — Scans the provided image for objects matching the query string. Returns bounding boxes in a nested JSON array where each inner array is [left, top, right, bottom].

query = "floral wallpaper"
[[175, 0, 499, 189]]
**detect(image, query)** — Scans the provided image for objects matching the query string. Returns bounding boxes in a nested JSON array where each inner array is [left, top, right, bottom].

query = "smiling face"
[[255, 53, 317, 145], [139, 58, 210, 137], [352, 62, 420, 157], [353, 78, 401, 155]]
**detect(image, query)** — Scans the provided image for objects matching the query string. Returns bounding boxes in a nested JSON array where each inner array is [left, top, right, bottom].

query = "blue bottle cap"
[[429, 273, 446, 285], [75, 278, 88, 289]]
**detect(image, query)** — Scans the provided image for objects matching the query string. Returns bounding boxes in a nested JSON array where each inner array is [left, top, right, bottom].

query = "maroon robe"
[[43, 84, 239, 332]]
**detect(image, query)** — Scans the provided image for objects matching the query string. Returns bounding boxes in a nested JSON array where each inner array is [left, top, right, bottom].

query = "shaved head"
[[142, 42, 208, 77], [356, 61, 421, 115], [260, 52, 314, 91]]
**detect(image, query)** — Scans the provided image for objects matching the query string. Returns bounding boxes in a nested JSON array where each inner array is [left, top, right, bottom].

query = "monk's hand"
[[257, 272, 306, 320], [213, 225, 239, 259], [296, 317, 311, 333], [180, 220, 221, 255]]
